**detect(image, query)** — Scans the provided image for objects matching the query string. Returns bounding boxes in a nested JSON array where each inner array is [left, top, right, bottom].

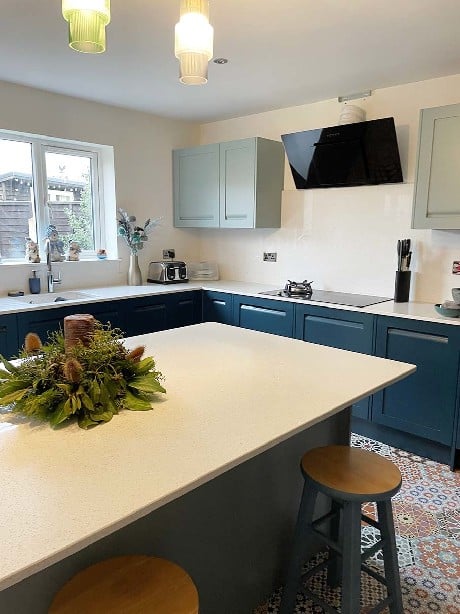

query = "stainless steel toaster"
[[147, 261, 188, 284]]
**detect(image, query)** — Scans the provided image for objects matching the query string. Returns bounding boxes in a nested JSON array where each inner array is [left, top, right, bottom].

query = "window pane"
[[0, 139, 36, 259], [45, 151, 95, 251]]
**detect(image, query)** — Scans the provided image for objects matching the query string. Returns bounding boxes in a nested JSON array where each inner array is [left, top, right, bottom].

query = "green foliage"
[[64, 177, 94, 250], [0, 323, 166, 429]]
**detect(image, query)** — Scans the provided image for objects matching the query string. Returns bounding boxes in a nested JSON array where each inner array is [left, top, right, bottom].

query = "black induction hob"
[[260, 289, 392, 308]]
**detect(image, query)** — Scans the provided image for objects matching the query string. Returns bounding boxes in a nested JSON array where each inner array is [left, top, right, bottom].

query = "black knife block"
[[394, 271, 411, 303]]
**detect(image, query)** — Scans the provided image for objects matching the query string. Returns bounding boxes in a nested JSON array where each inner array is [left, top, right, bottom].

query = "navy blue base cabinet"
[[124, 291, 202, 337], [233, 296, 294, 337], [295, 305, 375, 419], [373, 316, 460, 447], [17, 306, 72, 351], [0, 314, 19, 359], [203, 291, 234, 324]]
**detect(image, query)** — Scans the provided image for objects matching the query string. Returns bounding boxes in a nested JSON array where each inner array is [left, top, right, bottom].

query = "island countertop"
[[0, 323, 415, 592]]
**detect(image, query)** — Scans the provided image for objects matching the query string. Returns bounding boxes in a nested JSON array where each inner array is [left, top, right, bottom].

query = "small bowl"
[[434, 303, 460, 318], [452, 288, 460, 303]]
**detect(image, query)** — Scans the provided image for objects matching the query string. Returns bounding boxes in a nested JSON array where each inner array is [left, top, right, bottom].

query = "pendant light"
[[62, 0, 111, 54], [175, 0, 214, 85]]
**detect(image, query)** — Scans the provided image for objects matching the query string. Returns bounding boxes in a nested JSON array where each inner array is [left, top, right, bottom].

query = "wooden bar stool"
[[49, 555, 199, 614], [279, 445, 403, 614]]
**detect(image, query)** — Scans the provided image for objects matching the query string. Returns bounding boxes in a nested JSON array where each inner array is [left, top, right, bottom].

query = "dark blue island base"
[[0, 411, 350, 614]]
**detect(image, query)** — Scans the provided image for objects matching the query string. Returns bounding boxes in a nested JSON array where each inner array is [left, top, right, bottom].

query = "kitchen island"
[[0, 323, 415, 613]]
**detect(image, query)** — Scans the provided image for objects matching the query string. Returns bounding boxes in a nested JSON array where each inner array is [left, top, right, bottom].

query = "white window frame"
[[0, 130, 108, 261]]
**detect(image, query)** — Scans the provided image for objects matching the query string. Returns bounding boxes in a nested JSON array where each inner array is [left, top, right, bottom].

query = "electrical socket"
[[263, 252, 277, 262], [163, 249, 175, 259]]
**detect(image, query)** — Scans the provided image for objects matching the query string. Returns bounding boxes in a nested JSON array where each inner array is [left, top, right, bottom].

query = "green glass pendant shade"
[[62, 1, 110, 54]]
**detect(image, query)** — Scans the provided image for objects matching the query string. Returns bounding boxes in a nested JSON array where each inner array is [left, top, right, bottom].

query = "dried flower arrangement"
[[0, 316, 165, 429], [117, 208, 161, 255]]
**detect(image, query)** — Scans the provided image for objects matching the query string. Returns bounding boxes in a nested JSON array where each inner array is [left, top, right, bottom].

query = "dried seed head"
[[63, 358, 83, 383], [127, 346, 145, 363], [24, 332, 42, 353]]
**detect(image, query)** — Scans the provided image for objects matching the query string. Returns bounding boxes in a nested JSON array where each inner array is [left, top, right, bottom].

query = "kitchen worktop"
[[0, 323, 414, 593], [0, 280, 457, 325]]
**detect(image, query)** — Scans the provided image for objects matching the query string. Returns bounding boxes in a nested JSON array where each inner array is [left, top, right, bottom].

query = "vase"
[[128, 253, 142, 285]]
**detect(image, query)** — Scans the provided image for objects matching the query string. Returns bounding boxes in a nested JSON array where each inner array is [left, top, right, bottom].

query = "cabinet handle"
[[180, 215, 214, 221], [241, 305, 286, 317], [225, 214, 247, 220], [0, 326, 7, 333]]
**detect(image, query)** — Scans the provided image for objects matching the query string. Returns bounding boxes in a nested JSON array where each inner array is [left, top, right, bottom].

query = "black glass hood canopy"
[[281, 117, 403, 190]]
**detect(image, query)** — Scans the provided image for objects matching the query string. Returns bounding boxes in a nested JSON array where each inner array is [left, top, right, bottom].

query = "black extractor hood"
[[281, 117, 403, 189]]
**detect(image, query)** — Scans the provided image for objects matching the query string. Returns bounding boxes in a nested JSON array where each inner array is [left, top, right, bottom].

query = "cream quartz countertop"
[[0, 323, 415, 591], [0, 279, 457, 325]]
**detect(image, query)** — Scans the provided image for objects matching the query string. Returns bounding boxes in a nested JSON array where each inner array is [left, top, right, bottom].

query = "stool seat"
[[301, 445, 402, 500], [49, 555, 199, 614]]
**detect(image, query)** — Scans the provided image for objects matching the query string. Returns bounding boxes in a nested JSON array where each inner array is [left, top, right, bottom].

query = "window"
[[0, 132, 106, 260]]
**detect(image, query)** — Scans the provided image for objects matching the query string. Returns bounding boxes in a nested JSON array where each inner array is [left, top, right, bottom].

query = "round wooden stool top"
[[49, 555, 199, 614], [301, 445, 402, 501]]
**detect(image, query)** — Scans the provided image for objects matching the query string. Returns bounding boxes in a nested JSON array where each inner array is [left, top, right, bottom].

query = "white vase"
[[128, 253, 142, 285]]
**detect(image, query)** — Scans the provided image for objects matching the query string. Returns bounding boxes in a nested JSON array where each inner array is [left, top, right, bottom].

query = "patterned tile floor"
[[254, 435, 460, 613]]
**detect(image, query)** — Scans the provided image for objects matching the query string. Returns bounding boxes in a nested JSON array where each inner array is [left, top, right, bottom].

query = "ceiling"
[[0, 0, 459, 123]]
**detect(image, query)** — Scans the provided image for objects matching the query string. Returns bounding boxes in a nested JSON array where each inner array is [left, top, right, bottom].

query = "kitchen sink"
[[13, 291, 96, 306]]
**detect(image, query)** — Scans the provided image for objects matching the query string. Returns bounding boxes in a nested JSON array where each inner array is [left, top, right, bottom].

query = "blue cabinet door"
[[295, 305, 375, 419], [124, 295, 170, 337], [0, 314, 19, 359], [168, 291, 202, 329], [233, 296, 294, 337], [202, 291, 234, 325], [17, 306, 72, 349], [81, 300, 126, 332], [374, 316, 460, 445]]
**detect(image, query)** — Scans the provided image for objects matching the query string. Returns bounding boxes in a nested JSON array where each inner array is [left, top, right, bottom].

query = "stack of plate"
[[187, 261, 219, 281], [338, 104, 366, 125]]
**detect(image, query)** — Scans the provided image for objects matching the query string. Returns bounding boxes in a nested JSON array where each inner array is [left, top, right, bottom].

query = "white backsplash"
[[197, 182, 459, 305]]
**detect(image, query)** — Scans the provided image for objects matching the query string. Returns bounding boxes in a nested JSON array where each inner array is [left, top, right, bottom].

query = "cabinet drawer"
[[233, 296, 294, 337]]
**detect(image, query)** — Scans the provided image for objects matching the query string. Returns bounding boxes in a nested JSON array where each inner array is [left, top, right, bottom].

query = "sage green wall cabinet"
[[173, 144, 220, 227], [412, 103, 460, 229], [173, 138, 284, 229]]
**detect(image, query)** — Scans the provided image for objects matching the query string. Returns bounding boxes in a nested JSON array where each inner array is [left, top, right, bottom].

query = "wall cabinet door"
[[295, 305, 375, 419], [412, 103, 460, 229], [373, 316, 460, 445], [233, 296, 294, 337], [173, 138, 284, 229], [202, 291, 234, 325], [0, 314, 19, 359], [173, 144, 220, 228]]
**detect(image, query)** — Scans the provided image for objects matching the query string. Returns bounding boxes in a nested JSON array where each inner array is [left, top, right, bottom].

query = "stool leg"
[[340, 501, 362, 614], [327, 500, 341, 588], [377, 500, 404, 614], [279, 481, 318, 614]]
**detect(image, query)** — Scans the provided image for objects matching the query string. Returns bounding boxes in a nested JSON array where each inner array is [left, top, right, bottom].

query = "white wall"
[[199, 74, 460, 304], [0, 81, 200, 294]]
